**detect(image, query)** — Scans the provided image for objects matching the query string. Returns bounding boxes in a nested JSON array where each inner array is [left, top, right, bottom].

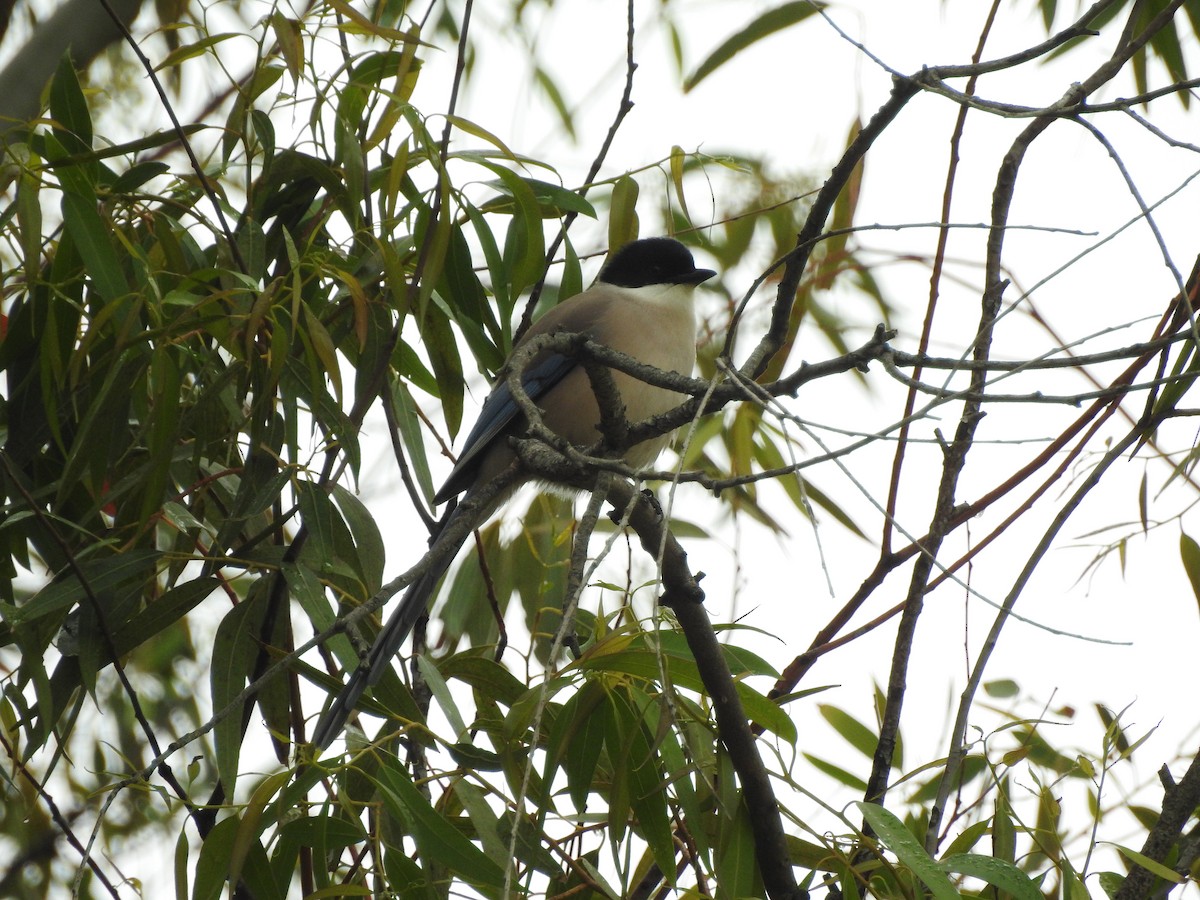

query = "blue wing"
[[433, 350, 577, 503]]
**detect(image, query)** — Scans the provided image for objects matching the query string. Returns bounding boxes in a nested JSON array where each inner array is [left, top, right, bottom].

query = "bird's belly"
[[540, 345, 693, 468]]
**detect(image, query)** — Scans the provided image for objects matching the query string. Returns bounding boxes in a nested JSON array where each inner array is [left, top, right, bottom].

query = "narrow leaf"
[[211, 584, 270, 791], [231, 770, 291, 891], [1107, 842, 1185, 883], [941, 854, 1043, 900], [856, 803, 960, 900], [391, 382, 435, 503], [270, 14, 304, 84], [416, 655, 468, 738], [154, 33, 242, 71], [49, 54, 92, 149], [608, 176, 639, 250], [60, 190, 127, 302], [685, 2, 824, 92], [624, 687, 674, 878], [372, 753, 506, 888], [446, 113, 520, 160], [192, 815, 239, 900], [15, 550, 160, 626], [1138, 470, 1148, 533], [329, 484, 385, 593], [669, 145, 690, 222], [112, 577, 217, 655], [715, 798, 762, 898], [819, 704, 881, 761], [1180, 533, 1200, 619]]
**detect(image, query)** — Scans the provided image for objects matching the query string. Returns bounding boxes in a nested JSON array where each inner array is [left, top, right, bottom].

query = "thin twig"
[[516, 0, 638, 340], [0, 731, 121, 899], [96, 0, 246, 275]]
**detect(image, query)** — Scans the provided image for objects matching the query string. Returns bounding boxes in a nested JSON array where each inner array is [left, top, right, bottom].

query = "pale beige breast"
[[474, 280, 698, 481], [557, 283, 697, 467]]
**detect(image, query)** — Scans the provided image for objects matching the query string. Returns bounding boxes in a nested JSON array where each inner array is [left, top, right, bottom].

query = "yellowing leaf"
[[1180, 533, 1200, 621]]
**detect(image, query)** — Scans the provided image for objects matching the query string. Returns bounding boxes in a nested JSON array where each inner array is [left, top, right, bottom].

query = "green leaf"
[[1096, 704, 1132, 755], [786, 834, 838, 872], [1180, 533, 1200, 619], [16, 165, 42, 278], [1098, 871, 1125, 897], [211, 582, 271, 791], [984, 678, 1020, 698], [559, 234, 582, 301], [296, 481, 341, 564], [110, 160, 170, 193], [489, 170, 546, 300], [452, 778, 507, 863], [329, 483, 385, 593], [419, 297, 465, 436], [60, 188, 127, 303], [446, 113, 520, 160], [391, 382, 436, 503], [608, 176, 640, 250], [277, 814, 364, 852], [579, 643, 796, 744], [439, 222, 503, 367], [520, 178, 597, 219], [856, 802, 960, 900], [685, 2, 824, 92], [139, 346, 183, 525], [49, 53, 92, 150], [498, 811, 563, 880], [1039, 0, 1057, 31], [715, 797, 762, 899], [622, 686, 674, 878], [669, 145, 690, 223], [301, 304, 342, 402], [994, 784, 1016, 863], [446, 740, 504, 772], [287, 562, 358, 678], [437, 654, 527, 708], [602, 688, 634, 843], [235, 835, 285, 900], [154, 32, 243, 71], [1061, 856, 1090, 900], [231, 770, 291, 895], [415, 184, 453, 319], [803, 753, 866, 791], [371, 753, 506, 889], [111, 577, 218, 656], [941, 854, 1043, 900], [174, 828, 188, 900], [416, 655, 468, 738], [193, 815, 239, 900], [662, 628, 778, 677], [222, 66, 285, 161], [270, 13, 304, 84], [1106, 842, 1185, 884], [462, 198, 511, 318], [14, 549, 161, 627], [539, 677, 602, 809], [532, 65, 576, 140], [819, 704, 883, 762], [938, 820, 990, 859], [42, 124, 206, 164]]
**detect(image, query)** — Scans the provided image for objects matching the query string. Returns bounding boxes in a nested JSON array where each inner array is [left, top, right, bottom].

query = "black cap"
[[599, 237, 717, 288]]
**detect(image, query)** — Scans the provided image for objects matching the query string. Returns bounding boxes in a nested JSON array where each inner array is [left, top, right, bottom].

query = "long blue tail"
[[310, 566, 441, 749], [311, 503, 473, 750]]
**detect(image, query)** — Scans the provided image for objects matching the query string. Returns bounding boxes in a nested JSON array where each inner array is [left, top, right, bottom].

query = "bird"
[[311, 236, 715, 749]]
